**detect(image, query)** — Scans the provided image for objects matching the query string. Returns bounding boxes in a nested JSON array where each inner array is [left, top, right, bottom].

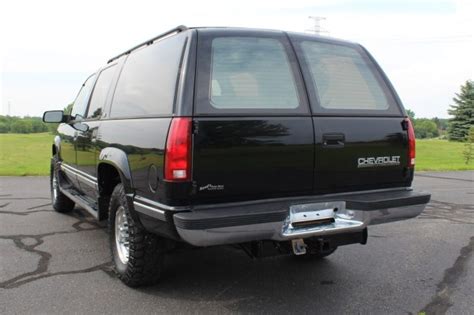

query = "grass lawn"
[[0, 133, 53, 176], [0, 134, 472, 176], [415, 139, 473, 171]]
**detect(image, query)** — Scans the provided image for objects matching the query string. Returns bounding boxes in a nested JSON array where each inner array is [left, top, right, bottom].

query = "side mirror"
[[43, 110, 66, 123], [72, 122, 89, 132]]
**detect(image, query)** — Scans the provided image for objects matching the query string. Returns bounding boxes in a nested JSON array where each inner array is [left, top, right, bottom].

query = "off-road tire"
[[50, 158, 75, 213], [108, 183, 164, 287]]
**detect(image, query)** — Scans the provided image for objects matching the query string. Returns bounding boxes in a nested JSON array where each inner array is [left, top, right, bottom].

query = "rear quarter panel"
[[96, 118, 171, 202]]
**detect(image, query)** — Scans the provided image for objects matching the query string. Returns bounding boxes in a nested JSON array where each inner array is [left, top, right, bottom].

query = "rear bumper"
[[171, 188, 430, 246], [133, 188, 430, 247]]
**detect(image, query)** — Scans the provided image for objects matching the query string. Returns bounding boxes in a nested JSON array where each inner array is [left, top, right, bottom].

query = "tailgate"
[[192, 117, 314, 203], [313, 116, 411, 193], [288, 34, 412, 193], [191, 30, 315, 204]]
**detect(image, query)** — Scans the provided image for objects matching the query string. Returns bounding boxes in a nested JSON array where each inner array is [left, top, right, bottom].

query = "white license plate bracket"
[[288, 201, 345, 228]]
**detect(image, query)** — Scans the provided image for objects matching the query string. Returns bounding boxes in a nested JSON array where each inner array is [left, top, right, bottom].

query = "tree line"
[[406, 80, 473, 141], [0, 115, 58, 134], [0, 112, 452, 139], [406, 109, 448, 139], [1, 80, 472, 140]]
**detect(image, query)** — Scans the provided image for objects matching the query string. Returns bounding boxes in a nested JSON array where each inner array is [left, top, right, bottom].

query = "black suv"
[[43, 25, 430, 287]]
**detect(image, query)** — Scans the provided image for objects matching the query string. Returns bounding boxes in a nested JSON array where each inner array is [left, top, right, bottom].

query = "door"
[[58, 74, 96, 189], [192, 30, 314, 204], [57, 122, 77, 186], [290, 34, 412, 193], [76, 64, 118, 197]]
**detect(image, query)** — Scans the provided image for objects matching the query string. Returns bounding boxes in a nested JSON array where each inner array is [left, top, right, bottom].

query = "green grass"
[[415, 139, 473, 171], [0, 134, 472, 176], [0, 133, 53, 176]]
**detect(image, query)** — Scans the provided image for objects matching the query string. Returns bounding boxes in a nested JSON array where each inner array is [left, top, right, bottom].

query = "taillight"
[[405, 118, 416, 168], [164, 118, 192, 181]]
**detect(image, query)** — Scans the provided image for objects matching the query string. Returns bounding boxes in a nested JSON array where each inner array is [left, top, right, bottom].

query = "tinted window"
[[71, 74, 96, 119], [301, 41, 393, 111], [209, 37, 299, 109], [87, 65, 116, 119], [110, 34, 186, 118]]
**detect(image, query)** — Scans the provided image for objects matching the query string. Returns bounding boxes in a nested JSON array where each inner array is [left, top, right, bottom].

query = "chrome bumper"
[[132, 188, 430, 247], [174, 203, 426, 247]]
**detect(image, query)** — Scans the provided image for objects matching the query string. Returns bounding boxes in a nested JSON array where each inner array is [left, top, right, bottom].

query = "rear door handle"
[[322, 133, 345, 148]]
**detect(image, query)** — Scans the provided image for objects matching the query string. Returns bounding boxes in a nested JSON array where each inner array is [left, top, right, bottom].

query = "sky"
[[0, 0, 472, 118]]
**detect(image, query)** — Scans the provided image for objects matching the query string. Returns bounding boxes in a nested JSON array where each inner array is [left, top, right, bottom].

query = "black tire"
[[108, 183, 164, 287], [50, 158, 75, 213]]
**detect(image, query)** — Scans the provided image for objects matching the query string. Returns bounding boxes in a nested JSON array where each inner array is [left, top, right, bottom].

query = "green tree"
[[463, 126, 474, 164], [0, 122, 9, 133], [432, 117, 448, 131], [448, 80, 474, 141], [29, 119, 48, 133], [64, 103, 73, 115], [11, 120, 33, 133], [47, 122, 59, 135], [414, 119, 439, 139], [406, 109, 415, 120]]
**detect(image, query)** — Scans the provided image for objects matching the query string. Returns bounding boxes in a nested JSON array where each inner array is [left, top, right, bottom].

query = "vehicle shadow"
[[63, 206, 361, 313], [138, 245, 353, 313]]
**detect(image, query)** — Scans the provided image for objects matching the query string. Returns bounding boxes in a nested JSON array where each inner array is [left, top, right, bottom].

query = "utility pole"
[[7, 100, 11, 116], [306, 16, 328, 35]]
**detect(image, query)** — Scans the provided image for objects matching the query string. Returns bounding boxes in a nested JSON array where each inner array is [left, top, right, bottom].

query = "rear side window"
[[195, 32, 309, 115], [210, 37, 299, 109], [297, 40, 400, 114], [110, 33, 187, 118], [87, 65, 116, 119]]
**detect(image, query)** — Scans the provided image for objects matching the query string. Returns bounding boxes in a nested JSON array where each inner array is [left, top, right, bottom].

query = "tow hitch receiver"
[[291, 238, 307, 255]]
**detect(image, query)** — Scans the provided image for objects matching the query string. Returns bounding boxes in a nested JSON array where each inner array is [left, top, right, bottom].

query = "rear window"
[[299, 41, 399, 113], [210, 37, 299, 109], [110, 33, 187, 118], [195, 33, 309, 115]]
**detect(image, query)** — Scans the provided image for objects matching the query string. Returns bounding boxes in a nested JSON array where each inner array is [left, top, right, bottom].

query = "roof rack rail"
[[107, 25, 188, 64]]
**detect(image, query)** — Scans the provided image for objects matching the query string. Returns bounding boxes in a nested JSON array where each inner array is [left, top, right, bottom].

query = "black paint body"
[[51, 27, 412, 237]]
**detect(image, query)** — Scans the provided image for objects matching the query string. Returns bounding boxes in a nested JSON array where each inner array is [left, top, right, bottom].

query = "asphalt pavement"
[[1, 172, 473, 314]]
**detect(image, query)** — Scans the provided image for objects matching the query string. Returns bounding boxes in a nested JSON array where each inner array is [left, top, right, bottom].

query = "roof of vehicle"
[[107, 25, 359, 64]]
